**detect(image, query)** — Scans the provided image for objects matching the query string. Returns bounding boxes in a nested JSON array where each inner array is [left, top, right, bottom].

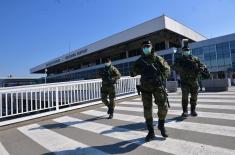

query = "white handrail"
[[0, 76, 140, 124]]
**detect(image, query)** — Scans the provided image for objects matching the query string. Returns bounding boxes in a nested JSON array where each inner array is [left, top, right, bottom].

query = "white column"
[[126, 50, 129, 58], [165, 40, 170, 49]]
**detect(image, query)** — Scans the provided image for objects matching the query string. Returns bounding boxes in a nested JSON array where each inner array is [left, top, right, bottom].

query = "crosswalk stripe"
[[133, 98, 235, 103], [168, 99, 235, 103], [119, 101, 235, 110], [168, 92, 235, 95], [18, 123, 108, 155], [0, 143, 10, 155], [82, 110, 235, 138], [54, 116, 235, 155], [168, 95, 235, 99], [106, 106, 235, 121]]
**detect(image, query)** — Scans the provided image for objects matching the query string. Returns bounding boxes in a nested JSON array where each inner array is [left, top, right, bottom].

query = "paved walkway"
[[1, 88, 235, 155]]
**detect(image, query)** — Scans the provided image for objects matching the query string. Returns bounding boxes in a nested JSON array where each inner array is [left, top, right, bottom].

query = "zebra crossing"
[[1, 90, 235, 155]]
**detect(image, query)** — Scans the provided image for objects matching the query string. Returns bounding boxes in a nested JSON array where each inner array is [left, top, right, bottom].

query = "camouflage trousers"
[[181, 81, 199, 107], [141, 87, 168, 121], [101, 84, 116, 109]]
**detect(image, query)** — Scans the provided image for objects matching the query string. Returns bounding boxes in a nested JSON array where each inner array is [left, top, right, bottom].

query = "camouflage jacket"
[[173, 54, 206, 82], [132, 54, 170, 89], [99, 65, 121, 85]]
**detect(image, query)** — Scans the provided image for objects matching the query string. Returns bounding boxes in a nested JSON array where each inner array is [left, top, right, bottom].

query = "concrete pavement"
[[0, 88, 235, 155]]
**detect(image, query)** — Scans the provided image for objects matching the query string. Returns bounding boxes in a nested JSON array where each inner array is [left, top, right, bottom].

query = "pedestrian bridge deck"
[[1, 87, 235, 155]]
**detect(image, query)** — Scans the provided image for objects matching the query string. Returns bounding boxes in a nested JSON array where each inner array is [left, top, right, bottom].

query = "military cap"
[[142, 40, 152, 46], [181, 39, 190, 51]]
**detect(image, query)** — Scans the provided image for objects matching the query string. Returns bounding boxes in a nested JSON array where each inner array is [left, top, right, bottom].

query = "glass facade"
[[48, 50, 176, 82], [48, 61, 135, 82], [192, 40, 235, 73], [47, 37, 235, 83], [230, 40, 235, 71]]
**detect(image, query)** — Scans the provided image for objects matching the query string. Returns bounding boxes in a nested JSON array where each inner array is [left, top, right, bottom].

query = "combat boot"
[[158, 119, 168, 138], [108, 108, 114, 119], [145, 122, 155, 142], [107, 105, 111, 114], [191, 105, 198, 117], [181, 106, 188, 118]]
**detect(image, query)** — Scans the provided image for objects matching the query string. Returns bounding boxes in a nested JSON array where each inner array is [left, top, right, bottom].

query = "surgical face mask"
[[105, 62, 111, 67], [183, 50, 191, 56], [143, 47, 152, 55]]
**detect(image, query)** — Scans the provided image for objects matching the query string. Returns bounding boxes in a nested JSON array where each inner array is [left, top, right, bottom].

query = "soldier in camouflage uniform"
[[99, 58, 121, 119], [173, 39, 210, 118], [131, 40, 171, 142]]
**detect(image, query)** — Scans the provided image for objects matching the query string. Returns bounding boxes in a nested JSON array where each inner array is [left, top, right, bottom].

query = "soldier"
[[173, 39, 210, 118], [131, 40, 171, 142], [99, 58, 121, 119]]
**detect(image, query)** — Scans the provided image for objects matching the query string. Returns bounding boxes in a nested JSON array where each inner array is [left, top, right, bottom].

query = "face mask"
[[143, 47, 152, 55], [183, 50, 191, 56], [105, 62, 111, 67]]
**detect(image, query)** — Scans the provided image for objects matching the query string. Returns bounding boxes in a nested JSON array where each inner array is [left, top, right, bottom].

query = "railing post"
[[56, 87, 59, 111]]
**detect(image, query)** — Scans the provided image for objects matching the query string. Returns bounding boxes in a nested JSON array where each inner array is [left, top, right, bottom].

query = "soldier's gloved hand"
[[111, 78, 117, 84]]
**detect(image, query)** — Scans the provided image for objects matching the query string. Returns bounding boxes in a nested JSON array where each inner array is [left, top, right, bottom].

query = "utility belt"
[[102, 81, 115, 86], [182, 74, 197, 80], [136, 84, 155, 95], [136, 83, 170, 108], [102, 78, 117, 85]]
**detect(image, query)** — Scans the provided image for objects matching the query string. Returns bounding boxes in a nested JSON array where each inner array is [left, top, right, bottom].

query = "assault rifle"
[[136, 84, 141, 95], [199, 66, 211, 79], [150, 63, 170, 108], [141, 59, 170, 108]]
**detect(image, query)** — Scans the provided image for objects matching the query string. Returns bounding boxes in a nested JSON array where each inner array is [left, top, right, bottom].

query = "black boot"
[[181, 106, 188, 118], [108, 108, 114, 119], [145, 119, 155, 142], [191, 105, 198, 117], [107, 105, 111, 114], [158, 119, 168, 138]]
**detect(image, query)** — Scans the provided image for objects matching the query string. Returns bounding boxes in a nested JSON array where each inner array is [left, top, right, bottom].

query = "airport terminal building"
[[190, 33, 235, 79], [31, 15, 235, 82], [31, 15, 207, 82]]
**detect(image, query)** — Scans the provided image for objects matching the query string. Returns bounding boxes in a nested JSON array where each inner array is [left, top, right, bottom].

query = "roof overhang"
[[31, 15, 207, 73], [190, 33, 235, 49]]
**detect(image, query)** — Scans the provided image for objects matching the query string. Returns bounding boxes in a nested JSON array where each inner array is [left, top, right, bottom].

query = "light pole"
[[45, 68, 48, 84]]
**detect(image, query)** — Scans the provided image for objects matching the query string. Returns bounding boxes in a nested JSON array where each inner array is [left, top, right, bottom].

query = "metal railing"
[[0, 76, 140, 124]]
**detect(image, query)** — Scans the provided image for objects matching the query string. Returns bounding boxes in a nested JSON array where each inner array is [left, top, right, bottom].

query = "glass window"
[[155, 42, 165, 51], [233, 64, 235, 71], [128, 48, 141, 57], [169, 42, 180, 48], [224, 52, 230, 58], [230, 40, 235, 49], [203, 45, 215, 54], [216, 42, 229, 53], [210, 60, 218, 67], [216, 42, 231, 63], [224, 58, 231, 65], [217, 59, 224, 66], [232, 55, 235, 62], [204, 52, 216, 61], [231, 49, 235, 54], [192, 47, 203, 56]]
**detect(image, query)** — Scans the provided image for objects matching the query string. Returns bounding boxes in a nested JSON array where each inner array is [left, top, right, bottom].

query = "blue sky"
[[0, 0, 234, 77]]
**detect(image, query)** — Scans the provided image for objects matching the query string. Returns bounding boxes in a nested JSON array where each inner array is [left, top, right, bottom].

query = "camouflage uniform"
[[173, 53, 207, 116], [132, 54, 170, 140], [99, 65, 121, 118]]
